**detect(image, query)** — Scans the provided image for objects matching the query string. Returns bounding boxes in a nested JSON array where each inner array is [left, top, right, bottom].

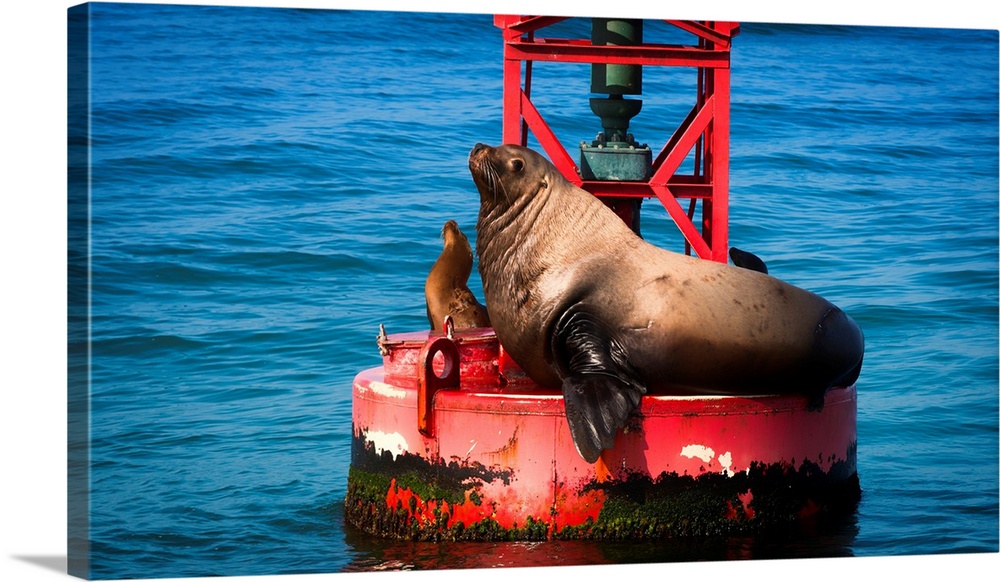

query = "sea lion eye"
[[510, 158, 524, 173]]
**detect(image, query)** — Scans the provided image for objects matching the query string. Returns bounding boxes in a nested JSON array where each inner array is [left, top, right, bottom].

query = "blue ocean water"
[[69, 4, 999, 579]]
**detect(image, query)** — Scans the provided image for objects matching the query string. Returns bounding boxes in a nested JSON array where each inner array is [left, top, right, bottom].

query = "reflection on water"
[[340, 503, 859, 571]]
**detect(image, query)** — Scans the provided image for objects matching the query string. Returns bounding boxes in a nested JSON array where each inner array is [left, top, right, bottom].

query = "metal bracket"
[[417, 335, 460, 437]]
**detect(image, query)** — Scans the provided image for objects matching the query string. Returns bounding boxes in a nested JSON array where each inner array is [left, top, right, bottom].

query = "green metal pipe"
[[590, 18, 643, 95]]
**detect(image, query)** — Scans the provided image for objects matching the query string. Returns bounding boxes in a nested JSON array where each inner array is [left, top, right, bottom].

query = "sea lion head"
[[468, 143, 555, 213], [438, 219, 472, 280]]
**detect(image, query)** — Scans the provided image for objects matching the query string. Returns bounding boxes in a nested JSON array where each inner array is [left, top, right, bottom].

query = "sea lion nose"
[[470, 143, 490, 158]]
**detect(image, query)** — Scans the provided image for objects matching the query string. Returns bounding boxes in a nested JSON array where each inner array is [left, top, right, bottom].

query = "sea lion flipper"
[[806, 309, 865, 412], [552, 309, 646, 463], [729, 247, 769, 274], [562, 376, 640, 463]]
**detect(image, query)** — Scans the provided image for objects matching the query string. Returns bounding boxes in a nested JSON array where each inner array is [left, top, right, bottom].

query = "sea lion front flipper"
[[729, 247, 769, 274], [551, 309, 646, 463]]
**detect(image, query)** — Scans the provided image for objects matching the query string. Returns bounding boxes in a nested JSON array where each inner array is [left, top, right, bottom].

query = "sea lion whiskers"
[[477, 154, 511, 205]]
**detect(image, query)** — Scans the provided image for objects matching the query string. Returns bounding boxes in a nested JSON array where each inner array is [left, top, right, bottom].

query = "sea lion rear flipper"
[[729, 247, 769, 274], [552, 309, 646, 463], [807, 309, 865, 412]]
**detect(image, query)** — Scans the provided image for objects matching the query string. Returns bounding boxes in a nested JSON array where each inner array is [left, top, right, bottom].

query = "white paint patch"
[[680, 444, 715, 463], [466, 440, 477, 456], [718, 451, 734, 477], [366, 430, 409, 460], [365, 380, 407, 399]]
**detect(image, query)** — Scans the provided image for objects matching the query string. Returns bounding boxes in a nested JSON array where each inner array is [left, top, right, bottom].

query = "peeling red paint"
[[738, 490, 756, 519], [384, 477, 496, 532], [553, 481, 606, 528], [724, 500, 738, 520]]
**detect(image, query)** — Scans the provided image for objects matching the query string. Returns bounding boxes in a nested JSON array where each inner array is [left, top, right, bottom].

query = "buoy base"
[[345, 328, 860, 541], [345, 433, 860, 542]]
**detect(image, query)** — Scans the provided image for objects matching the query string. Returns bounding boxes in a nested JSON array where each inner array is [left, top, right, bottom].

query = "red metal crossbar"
[[494, 15, 739, 262]]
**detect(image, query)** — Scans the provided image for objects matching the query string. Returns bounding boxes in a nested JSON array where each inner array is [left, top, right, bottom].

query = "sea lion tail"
[[552, 309, 646, 464]]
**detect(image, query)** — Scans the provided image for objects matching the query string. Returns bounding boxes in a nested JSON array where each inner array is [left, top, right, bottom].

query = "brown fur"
[[424, 220, 490, 331]]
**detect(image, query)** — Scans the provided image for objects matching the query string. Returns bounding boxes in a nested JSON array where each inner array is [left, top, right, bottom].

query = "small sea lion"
[[424, 220, 490, 331]]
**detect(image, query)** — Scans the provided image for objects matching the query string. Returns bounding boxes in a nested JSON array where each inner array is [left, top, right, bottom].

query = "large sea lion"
[[425, 220, 491, 331], [468, 143, 864, 463]]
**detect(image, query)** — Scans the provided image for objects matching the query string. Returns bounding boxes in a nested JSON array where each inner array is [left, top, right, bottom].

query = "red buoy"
[[345, 325, 859, 540]]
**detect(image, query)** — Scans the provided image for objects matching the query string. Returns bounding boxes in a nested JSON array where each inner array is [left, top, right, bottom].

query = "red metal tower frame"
[[495, 16, 739, 262]]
